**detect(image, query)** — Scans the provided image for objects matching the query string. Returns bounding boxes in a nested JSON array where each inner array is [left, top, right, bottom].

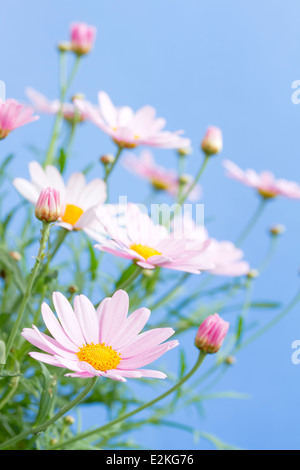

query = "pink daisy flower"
[[172, 214, 250, 277], [13, 161, 106, 231], [93, 204, 214, 274], [22, 290, 178, 381], [223, 159, 300, 200], [74, 91, 191, 150], [122, 150, 201, 201], [0, 99, 39, 140], [26, 88, 87, 123]]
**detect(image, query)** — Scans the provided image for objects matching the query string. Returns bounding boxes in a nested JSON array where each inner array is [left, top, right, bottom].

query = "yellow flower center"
[[62, 204, 84, 226], [130, 244, 162, 260], [151, 178, 171, 191], [258, 188, 277, 199], [76, 342, 122, 371]]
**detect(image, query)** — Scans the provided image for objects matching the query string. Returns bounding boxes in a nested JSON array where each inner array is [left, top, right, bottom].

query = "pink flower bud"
[[195, 314, 229, 354], [201, 126, 223, 156], [70, 23, 96, 56], [35, 188, 62, 223]]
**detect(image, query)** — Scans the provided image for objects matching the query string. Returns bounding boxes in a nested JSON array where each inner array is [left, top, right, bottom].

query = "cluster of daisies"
[[3, 21, 300, 384]]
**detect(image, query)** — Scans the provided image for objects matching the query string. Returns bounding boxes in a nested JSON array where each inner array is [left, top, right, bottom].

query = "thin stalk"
[[104, 146, 123, 183], [4, 222, 51, 364], [177, 154, 210, 207], [0, 376, 98, 450], [48, 352, 206, 450], [235, 198, 267, 247]]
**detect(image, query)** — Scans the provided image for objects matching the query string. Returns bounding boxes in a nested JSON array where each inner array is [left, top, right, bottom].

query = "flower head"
[[35, 187, 62, 223], [195, 314, 229, 354], [91, 204, 214, 274], [172, 214, 250, 277], [69, 22, 97, 55], [0, 99, 39, 140], [122, 151, 201, 201], [22, 290, 178, 381], [74, 91, 191, 150], [13, 161, 106, 231], [58, 23, 96, 56], [223, 160, 300, 200], [26, 88, 87, 124], [201, 126, 223, 156]]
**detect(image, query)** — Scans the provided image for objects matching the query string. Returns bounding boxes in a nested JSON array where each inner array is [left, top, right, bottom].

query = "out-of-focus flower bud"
[[64, 415, 75, 425], [9, 251, 22, 262], [100, 154, 115, 165], [270, 224, 286, 236], [35, 188, 62, 224], [177, 146, 192, 157], [225, 356, 237, 366], [247, 269, 259, 279], [68, 285, 79, 295], [195, 314, 229, 354], [71, 93, 85, 102], [201, 126, 223, 156], [70, 23, 97, 56], [57, 42, 72, 53]]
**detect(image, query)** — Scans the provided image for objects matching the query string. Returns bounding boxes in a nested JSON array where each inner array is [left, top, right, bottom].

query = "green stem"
[[0, 376, 98, 450], [235, 198, 267, 247], [115, 265, 143, 292], [44, 54, 81, 168], [104, 146, 123, 183], [177, 154, 210, 207], [149, 272, 190, 312], [48, 352, 206, 450], [4, 222, 51, 364]]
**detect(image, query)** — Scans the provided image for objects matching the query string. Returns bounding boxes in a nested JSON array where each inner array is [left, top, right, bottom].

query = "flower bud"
[[70, 23, 96, 56], [35, 188, 62, 224], [201, 126, 223, 156], [64, 415, 75, 425], [270, 224, 286, 236], [195, 314, 229, 354], [100, 154, 115, 165], [177, 146, 192, 157], [9, 251, 22, 261]]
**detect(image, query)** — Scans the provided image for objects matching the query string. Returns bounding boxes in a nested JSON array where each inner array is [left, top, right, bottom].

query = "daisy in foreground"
[[91, 204, 214, 274], [13, 161, 106, 231], [74, 91, 191, 150], [0, 98, 39, 140], [223, 159, 300, 200], [22, 290, 178, 381]]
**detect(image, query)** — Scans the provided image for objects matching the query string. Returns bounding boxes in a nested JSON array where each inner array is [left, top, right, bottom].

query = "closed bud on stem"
[[64, 415, 75, 425], [195, 314, 229, 354], [35, 188, 62, 224], [201, 126, 223, 156], [70, 23, 97, 56], [177, 146, 192, 157], [270, 224, 286, 236], [9, 251, 22, 261], [100, 154, 115, 165]]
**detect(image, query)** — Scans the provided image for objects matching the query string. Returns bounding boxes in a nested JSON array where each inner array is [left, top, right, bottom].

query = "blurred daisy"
[[223, 159, 300, 200], [22, 289, 178, 381], [26, 88, 87, 124], [172, 213, 250, 277], [93, 204, 214, 274], [0, 99, 39, 140], [74, 91, 191, 150], [122, 150, 201, 201], [13, 161, 106, 231]]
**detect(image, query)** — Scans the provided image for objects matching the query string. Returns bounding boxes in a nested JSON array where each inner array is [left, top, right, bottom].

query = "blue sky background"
[[1, 0, 300, 450]]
